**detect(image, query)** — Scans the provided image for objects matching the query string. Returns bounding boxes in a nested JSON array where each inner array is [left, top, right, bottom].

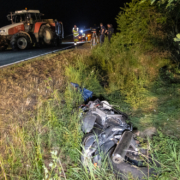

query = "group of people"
[[99, 23, 114, 44], [91, 23, 114, 48], [72, 23, 114, 46]]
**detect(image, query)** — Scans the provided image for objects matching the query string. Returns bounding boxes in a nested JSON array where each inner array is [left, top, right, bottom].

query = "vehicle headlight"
[[0, 30, 6, 34]]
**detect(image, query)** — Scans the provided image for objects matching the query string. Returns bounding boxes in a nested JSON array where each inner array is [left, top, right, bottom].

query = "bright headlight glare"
[[80, 30, 83, 33]]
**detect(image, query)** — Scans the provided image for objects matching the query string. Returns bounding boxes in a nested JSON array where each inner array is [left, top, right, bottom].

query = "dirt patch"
[[0, 46, 90, 123]]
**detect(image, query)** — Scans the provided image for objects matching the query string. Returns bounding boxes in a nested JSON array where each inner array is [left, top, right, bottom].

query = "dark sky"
[[0, 0, 128, 34]]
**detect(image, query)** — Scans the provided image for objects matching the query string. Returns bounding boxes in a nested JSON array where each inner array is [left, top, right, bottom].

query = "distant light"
[[80, 30, 83, 33]]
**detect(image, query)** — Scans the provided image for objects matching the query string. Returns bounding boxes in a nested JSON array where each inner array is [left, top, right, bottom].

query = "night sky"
[[0, 0, 128, 34]]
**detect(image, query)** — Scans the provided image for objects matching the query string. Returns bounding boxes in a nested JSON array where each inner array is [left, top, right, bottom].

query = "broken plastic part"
[[82, 114, 96, 133]]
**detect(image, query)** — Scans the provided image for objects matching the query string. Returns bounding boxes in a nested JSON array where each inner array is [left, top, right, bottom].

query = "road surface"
[[0, 42, 85, 67]]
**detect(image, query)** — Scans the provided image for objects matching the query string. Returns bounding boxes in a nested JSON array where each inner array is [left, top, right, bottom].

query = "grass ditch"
[[0, 43, 179, 179], [0, 46, 117, 179]]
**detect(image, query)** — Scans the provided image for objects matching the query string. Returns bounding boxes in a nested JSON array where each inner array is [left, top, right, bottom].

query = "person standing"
[[106, 24, 114, 42], [99, 23, 106, 45], [72, 25, 79, 46], [55, 19, 61, 36], [55, 19, 62, 45]]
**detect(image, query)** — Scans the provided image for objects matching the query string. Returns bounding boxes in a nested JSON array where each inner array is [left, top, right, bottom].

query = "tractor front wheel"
[[11, 33, 31, 50]]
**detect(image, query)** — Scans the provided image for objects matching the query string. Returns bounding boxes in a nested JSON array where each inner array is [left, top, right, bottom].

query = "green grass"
[[63, 48, 180, 180], [0, 0, 180, 179], [0, 46, 179, 179], [0, 86, 83, 179], [148, 131, 180, 180]]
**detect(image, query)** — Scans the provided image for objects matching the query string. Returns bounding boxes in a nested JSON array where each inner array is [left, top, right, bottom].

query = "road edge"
[[0, 45, 74, 69]]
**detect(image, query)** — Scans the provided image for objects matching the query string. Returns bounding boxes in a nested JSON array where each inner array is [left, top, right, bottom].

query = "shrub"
[[88, 0, 171, 108]]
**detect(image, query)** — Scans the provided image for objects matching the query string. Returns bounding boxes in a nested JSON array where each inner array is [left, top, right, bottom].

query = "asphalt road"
[[0, 42, 85, 67]]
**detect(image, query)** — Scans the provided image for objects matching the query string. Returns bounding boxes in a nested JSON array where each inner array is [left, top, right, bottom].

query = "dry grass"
[[0, 46, 91, 179], [0, 47, 90, 122]]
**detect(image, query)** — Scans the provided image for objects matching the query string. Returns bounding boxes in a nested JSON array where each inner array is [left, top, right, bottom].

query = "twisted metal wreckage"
[[71, 83, 157, 179]]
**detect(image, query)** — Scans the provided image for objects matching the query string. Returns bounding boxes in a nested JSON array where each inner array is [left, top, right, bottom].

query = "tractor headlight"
[[80, 30, 83, 33], [0, 30, 6, 35]]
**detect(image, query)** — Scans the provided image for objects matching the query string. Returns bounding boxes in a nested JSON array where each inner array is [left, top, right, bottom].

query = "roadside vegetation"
[[0, 0, 180, 179]]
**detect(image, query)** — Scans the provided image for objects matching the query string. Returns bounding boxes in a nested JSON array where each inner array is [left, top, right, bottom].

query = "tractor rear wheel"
[[39, 25, 55, 46], [11, 33, 31, 50]]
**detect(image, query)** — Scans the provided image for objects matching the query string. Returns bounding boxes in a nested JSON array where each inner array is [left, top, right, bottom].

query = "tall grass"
[[80, 0, 180, 136], [65, 57, 180, 179], [0, 48, 89, 179], [148, 131, 180, 179], [0, 43, 179, 179], [0, 0, 180, 179], [0, 85, 83, 179]]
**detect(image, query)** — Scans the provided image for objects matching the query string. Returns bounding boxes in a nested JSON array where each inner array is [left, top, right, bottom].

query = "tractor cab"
[[7, 10, 42, 24], [7, 10, 43, 33]]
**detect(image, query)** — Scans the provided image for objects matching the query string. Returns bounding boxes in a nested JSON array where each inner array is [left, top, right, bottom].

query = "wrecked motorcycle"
[[81, 99, 156, 179]]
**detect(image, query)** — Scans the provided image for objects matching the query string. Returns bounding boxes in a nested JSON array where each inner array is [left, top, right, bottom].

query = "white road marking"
[[62, 41, 89, 44], [0, 41, 89, 68], [0, 45, 74, 68]]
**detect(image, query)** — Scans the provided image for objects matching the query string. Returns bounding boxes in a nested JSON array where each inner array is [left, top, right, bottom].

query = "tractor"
[[0, 9, 64, 51]]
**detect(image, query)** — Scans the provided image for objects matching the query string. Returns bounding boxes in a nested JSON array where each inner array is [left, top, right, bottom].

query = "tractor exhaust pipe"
[[10, 12, 14, 24]]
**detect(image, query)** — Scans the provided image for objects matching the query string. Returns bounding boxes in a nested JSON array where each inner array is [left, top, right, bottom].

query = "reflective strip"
[[73, 32, 79, 36], [73, 33, 79, 37]]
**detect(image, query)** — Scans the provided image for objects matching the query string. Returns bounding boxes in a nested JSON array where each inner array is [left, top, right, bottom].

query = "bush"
[[87, 0, 172, 109]]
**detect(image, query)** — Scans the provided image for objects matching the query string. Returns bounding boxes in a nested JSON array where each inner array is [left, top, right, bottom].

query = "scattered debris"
[[80, 99, 157, 179], [71, 82, 93, 101]]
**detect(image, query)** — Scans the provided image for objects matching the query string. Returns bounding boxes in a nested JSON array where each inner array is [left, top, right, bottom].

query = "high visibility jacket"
[[73, 28, 79, 37], [82, 33, 85, 37]]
